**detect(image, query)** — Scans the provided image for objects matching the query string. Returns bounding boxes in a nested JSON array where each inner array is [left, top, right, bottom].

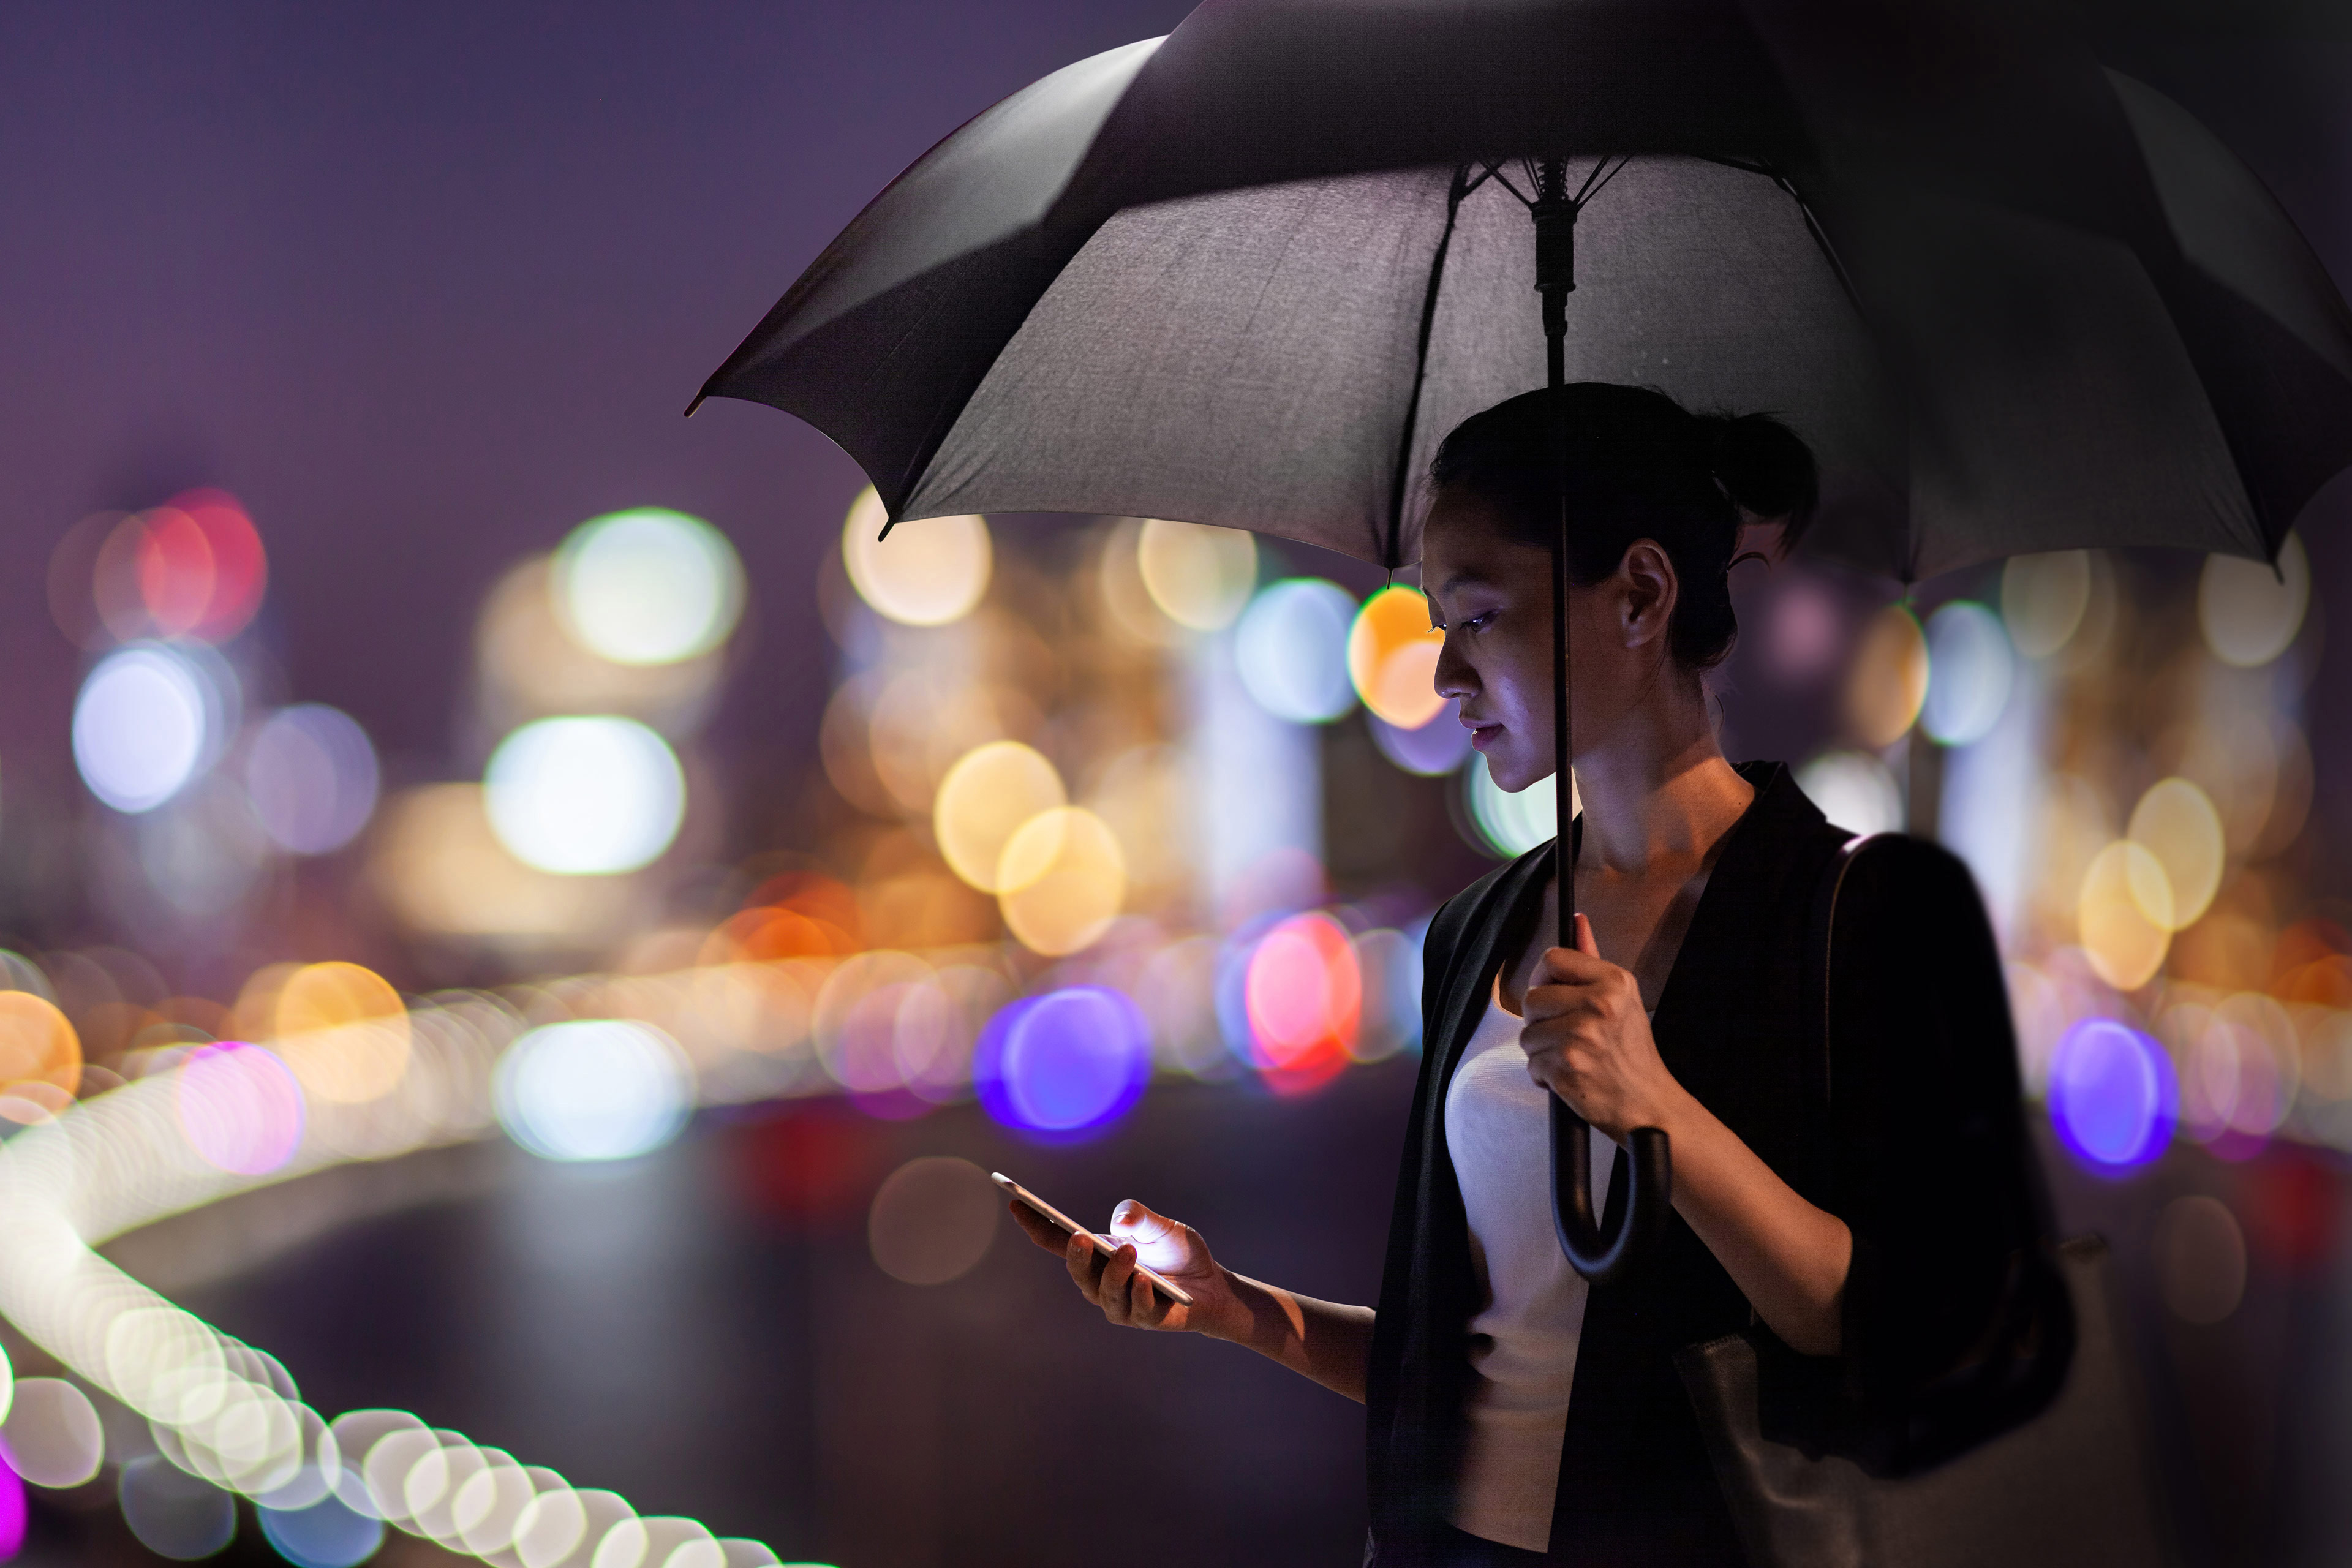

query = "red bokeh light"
[[1243, 913, 1360, 1095]]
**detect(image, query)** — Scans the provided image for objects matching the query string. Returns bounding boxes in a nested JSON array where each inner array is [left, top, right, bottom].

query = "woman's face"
[[1420, 488, 1681, 793]]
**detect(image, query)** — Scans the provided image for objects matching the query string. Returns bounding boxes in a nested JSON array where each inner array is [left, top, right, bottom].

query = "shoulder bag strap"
[[1800, 834, 1873, 1198]]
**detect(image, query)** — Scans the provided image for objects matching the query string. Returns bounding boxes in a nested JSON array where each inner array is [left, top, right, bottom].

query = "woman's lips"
[[1467, 723, 1502, 750]]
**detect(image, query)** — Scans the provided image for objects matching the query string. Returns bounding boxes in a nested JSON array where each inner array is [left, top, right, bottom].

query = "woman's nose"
[[1433, 636, 1475, 700]]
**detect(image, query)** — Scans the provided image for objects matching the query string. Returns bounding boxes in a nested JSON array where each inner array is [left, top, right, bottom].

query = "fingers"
[[1096, 1241, 1141, 1325], [1011, 1202, 1070, 1254], [1574, 911, 1599, 958], [1536, 943, 1612, 985], [1062, 1225, 1107, 1299]]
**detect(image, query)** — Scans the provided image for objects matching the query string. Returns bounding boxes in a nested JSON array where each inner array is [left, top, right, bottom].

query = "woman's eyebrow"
[[1436, 570, 1498, 596]]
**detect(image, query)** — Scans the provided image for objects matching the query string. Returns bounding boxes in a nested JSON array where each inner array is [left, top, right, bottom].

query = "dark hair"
[[1425, 383, 1818, 671]]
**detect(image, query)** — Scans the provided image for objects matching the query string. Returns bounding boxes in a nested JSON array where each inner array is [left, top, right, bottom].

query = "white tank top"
[[1442, 991, 1618, 1555]]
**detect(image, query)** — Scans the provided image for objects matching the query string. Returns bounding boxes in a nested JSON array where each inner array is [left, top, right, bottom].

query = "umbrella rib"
[[1384, 164, 1473, 569]]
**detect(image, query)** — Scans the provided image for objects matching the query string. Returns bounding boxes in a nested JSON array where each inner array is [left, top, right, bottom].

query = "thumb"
[[1573, 911, 1599, 959], [1111, 1199, 1178, 1245]]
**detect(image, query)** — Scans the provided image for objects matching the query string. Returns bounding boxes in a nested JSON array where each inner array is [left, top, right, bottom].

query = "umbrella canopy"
[[695, 0, 2352, 582]]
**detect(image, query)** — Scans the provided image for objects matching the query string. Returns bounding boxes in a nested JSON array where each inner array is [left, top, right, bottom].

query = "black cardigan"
[[1364, 762, 2067, 1566]]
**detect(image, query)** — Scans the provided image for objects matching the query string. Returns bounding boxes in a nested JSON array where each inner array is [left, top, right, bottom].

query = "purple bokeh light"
[[2048, 1017, 2177, 1174], [1369, 701, 1472, 777], [975, 988, 1150, 1137]]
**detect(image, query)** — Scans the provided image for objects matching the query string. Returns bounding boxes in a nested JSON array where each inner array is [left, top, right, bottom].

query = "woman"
[[1012, 384, 2065, 1566]]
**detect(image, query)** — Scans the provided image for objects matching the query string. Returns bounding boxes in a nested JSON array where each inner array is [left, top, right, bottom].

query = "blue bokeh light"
[[259, 1485, 384, 1568], [976, 988, 1150, 1136], [2048, 1017, 2177, 1173], [1234, 579, 1357, 724]]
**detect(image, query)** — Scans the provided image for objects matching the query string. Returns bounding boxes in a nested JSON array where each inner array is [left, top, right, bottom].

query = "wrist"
[[1197, 1266, 1255, 1343]]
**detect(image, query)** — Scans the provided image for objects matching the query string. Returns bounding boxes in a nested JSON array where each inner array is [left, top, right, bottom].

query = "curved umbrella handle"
[[1550, 1098, 1671, 1284]]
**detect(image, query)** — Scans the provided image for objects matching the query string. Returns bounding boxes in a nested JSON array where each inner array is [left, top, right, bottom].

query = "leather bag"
[[1673, 837, 2179, 1568]]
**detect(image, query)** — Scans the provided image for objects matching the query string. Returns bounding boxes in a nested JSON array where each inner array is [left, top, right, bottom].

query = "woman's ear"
[[1618, 540, 1679, 649]]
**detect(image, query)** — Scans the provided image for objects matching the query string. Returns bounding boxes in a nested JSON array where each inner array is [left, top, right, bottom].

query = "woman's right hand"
[[1011, 1199, 1237, 1338]]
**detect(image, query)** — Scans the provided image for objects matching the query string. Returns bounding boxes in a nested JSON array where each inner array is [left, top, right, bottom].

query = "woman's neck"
[[1573, 691, 1753, 876]]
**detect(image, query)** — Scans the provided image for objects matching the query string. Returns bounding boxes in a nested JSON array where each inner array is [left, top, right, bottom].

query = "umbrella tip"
[[683, 393, 707, 419]]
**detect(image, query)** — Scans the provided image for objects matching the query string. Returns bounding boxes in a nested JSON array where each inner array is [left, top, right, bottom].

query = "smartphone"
[[992, 1172, 1195, 1306]]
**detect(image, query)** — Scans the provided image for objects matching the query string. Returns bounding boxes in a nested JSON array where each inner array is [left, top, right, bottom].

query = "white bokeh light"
[[247, 704, 382, 854], [74, 644, 220, 813], [484, 717, 685, 875], [494, 1019, 691, 1161], [1466, 754, 1564, 857], [555, 508, 744, 666], [1796, 750, 1906, 837], [1234, 579, 1357, 724], [1921, 601, 2015, 747]]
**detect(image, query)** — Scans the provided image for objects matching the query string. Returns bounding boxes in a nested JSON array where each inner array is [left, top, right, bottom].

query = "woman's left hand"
[[1521, 912, 1691, 1142]]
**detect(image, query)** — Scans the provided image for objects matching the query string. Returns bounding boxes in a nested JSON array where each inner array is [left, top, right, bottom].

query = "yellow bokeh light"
[[1136, 519, 1256, 631], [273, 962, 412, 1104], [933, 741, 1066, 892], [2078, 841, 2172, 990], [840, 488, 990, 628], [867, 673, 1031, 818], [2128, 777, 2225, 932], [2199, 532, 2308, 669], [0, 991, 81, 1098], [997, 807, 1125, 957], [1844, 605, 1928, 748], [1347, 586, 1446, 729], [1999, 551, 2091, 660]]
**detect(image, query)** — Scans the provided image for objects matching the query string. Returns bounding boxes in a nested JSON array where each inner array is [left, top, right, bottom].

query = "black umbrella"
[[693, 0, 2352, 1281]]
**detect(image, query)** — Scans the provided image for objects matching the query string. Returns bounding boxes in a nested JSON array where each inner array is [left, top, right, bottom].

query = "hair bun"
[[1702, 412, 1819, 541]]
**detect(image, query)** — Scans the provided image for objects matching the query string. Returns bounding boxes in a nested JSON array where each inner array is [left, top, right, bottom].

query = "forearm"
[[1657, 1088, 1850, 1355], [1202, 1270, 1376, 1403]]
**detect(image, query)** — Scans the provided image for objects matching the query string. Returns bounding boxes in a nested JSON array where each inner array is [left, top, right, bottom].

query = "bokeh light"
[[246, 704, 381, 855], [1763, 576, 1841, 682], [0, 1446, 20, 1561], [2078, 841, 2171, 990], [2046, 1018, 2176, 1172], [1242, 913, 1360, 1092], [1235, 579, 1357, 724], [976, 988, 1150, 1135], [81, 492, 268, 646], [0, 992, 81, 1102], [486, 717, 685, 875], [555, 508, 744, 666], [1466, 755, 1559, 856], [176, 1042, 304, 1176], [120, 1455, 237, 1561], [1370, 704, 1471, 777], [1795, 750, 1904, 838], [840, 488, 991, 627], [1347, 586, 1446, 729], [1, 1378, 102, 1488], [996, 807, 1125, 957], [1999, 551, 2091, 659], [867, 1156, 1001, 1285], [2128, 778, 2224, 932], [274, 963, 411, 1106], [74, 644, 220, 813], [494, 1020, 692, 1162], [933, 741, 1065, 893], [2154, 1195, 2246, 1324], [2199, 533, 2309, 669], [261, 1487, 385, 1568], [1843, 605, 1928, 748], [1136, 519, 1257, 631], [1920, 601, 2013, 746]]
